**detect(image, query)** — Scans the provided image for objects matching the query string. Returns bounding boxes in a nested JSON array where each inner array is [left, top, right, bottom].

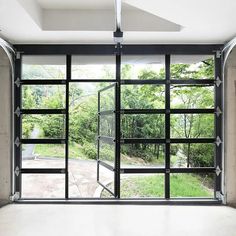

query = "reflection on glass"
[[22, 55, 66, 80], [121, 85, 165, 109], [170, 173, 214, 198], [21, 174, 65, 198], [22, 85, 66, 109], [170, 144, 214, 168], [72, 55, 115, 80], [121, 55, 165, 80], [99, 141, 115, 167], [170, 114, 214, 138], [100, 115, 115, 137], [120, 174, 164, 198], [170, 85, 214, 109], [100, 85, 115, 111], [170, 55, 214, 80], [121, 114, 165, 139], [121, 144, 165, 168], [22, 114, 65, 139]]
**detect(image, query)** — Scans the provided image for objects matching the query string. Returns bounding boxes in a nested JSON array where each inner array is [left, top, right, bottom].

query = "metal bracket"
[[14, 137, 21, 147], [216, 191, 223, 200], [14, 77, 21, 88], [14, 106, 21, 117], [16, 52, 21, 59], [215, 136, 222, 147], [14, 166, 20, 176], [9, 192, 20, 202], [215, 165, 222, 176], [215, 50, 222, 58], [215, 76, 222, 87], [215, 106, 222, 117]]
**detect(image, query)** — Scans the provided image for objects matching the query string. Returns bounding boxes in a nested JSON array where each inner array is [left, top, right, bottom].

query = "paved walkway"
[[22, 158, 113, 198], [22, 128, 40, 159]]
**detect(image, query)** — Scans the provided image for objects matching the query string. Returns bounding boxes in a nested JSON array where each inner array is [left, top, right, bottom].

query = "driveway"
[[22, 158, 113, 198]]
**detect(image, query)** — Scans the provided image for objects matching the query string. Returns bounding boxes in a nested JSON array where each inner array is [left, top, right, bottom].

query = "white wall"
[[0, 48, 11, 203]]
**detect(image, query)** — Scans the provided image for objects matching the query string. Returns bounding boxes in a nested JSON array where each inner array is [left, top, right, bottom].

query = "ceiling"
[[0, 0, 235, 44]]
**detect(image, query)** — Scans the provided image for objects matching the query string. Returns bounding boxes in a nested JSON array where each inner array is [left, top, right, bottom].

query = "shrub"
[[81, 142, 97, 160]]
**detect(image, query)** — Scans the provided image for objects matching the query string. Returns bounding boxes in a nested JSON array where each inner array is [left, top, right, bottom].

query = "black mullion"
[[115, 49, 121, 198], [65, 55, 71, 199], [14, 54, 22, 196], [120, 109, 215, 115], [97, 91, 100, 183], [21, 168, 66, 174], [122, 79, 165, 85], [21, 139, 66, 144], [214, 53, 223, 196], [70, 79, 116, 83], [21, 109, 66, 115], [165, 55, 171, 199], [170, 79, 214, 85], [21, 80, 66, 85]]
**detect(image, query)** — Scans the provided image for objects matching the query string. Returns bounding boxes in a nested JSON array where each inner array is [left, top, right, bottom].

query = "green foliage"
[[81, 142, 97, 160]]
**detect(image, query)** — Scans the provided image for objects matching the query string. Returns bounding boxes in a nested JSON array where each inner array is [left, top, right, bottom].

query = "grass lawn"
[[34, 142, 87, 159], [102, 174, 213, 198]]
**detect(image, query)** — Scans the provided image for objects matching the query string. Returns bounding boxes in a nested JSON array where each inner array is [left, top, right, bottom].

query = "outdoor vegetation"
[[22, 56, 215, 198]]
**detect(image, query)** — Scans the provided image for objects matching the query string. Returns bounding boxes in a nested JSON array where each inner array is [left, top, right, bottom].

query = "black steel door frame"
[[13, 44, 223, 203]]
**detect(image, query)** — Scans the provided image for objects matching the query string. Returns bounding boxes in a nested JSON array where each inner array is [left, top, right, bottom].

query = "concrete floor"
[[0, 204, 235, 236]]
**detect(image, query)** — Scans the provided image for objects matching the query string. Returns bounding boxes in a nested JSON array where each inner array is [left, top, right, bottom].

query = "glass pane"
[[121, 55, 165, 80], [120, 174, 164, 198], [170, 85, 214, 109], [170, 114, 214, 138], [100, 114, 115, 137], [99, 165, 114, 196], [121, 144, 165, 168], [170, 55, 214, 80], [99, 141, 115, 167], [22, 144, 65, 168], [72, 55, 115, 80], [21, 174, 65, 198], [121, 114, 165, 139], [22, 55, 66, 80], [22, 114, 65, 139], [170, 173, 215, 198], [170, 144, 214, 168], [22, 85, 66, 109], [100, 85, 115, 111], [121, 85, 165, 109]]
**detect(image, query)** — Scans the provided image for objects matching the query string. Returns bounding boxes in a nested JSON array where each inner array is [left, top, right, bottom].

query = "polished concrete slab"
[[0, 204, 235, 236]]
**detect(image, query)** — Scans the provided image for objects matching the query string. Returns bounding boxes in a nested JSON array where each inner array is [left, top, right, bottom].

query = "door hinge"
[[215, 136, 222, 147], [14, 137, 21, 147], [215, 76, 222, 87], [14, 107, 21, 117], [215, 165, 222, 176], [14, 166, 20, 176], [14, 77, 21, 87], [215, 106, 222, 117]]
